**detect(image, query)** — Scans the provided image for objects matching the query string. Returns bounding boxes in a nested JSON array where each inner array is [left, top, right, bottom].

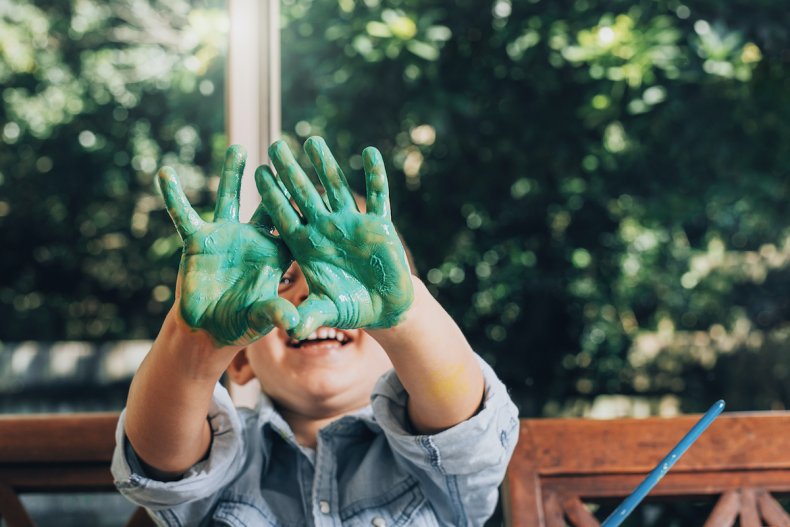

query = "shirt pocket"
[[339, 477, 431, 527], [212, 496, 305, 527]]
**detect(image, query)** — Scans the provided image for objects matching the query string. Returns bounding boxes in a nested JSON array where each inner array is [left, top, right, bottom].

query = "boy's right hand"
[[158, 145, 299, 347]]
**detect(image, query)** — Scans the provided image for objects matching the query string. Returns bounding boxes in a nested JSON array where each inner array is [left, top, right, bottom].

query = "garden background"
[[0, 0, 788, 524]]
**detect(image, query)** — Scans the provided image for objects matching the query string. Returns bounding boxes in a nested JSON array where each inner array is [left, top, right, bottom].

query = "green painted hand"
[[257, 137, 414, 340], [158, 145, 298, 346]]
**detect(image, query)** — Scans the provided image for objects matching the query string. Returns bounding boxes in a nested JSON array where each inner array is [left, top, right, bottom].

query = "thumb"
[[248, 297, 300, 334], [290, 295, 338, 340]]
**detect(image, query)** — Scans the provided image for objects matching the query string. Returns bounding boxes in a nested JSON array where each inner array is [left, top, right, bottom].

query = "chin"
[[260, 328, 393, 416], [295, 372, 372, 413]]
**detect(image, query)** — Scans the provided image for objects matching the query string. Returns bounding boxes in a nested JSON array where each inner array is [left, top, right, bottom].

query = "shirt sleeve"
[[370, 355, 519, 526], [111, 383, 247, 524]]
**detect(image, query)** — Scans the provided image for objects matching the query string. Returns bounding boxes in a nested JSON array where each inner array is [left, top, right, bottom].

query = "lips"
[[287, 327, 352, 349]]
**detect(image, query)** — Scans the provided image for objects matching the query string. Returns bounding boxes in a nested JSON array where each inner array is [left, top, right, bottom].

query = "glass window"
[[0, 0, 229, 412]]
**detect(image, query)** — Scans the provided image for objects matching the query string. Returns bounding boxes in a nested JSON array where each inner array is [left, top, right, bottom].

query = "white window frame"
[[226, 0, 281, 407], [227, 0, 281, 221]]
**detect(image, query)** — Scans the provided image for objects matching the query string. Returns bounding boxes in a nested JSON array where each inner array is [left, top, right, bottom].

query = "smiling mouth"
[[287, 327, 352, 349]]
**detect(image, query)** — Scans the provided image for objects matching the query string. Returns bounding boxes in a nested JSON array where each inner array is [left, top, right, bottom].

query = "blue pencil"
[[600, 399, 726, 527]]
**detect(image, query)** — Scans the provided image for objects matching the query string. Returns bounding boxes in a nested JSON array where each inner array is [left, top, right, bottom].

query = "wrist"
[[367, 275, 429, 345], [395, 274, 429, 326], [156, 303, 243, 381]]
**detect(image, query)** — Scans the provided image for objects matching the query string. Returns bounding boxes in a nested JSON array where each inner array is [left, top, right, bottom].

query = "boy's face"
[[237, 261, 394, 418]]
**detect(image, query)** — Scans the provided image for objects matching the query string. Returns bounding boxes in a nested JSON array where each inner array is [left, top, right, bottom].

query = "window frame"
[[227, 0, 281, 221], [226, 0, 281, 407]]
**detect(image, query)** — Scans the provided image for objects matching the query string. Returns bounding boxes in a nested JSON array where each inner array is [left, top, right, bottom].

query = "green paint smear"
[[177, 223, 297, 346], [263, 136, 414, 340], [159, 145, 297, 347], [158, 139, 413, 345]]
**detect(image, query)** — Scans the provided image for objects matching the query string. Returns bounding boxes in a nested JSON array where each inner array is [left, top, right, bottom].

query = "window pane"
[[278, 0, 790, 423], [0, 0, 228, 411]]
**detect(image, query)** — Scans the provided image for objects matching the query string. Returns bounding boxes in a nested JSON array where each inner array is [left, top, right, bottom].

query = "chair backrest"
[[0, 412, 152, 527], [4, 411, 790, 526], [503, 411, 790, 527]]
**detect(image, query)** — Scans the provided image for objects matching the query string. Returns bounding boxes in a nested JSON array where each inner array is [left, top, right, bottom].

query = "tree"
[[0, 0, 227, 341], [278, 0, 790, 418], [2, 0, 788, 418]]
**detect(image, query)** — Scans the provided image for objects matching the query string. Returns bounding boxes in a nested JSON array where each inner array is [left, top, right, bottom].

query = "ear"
[[227, 348, 256, 385]]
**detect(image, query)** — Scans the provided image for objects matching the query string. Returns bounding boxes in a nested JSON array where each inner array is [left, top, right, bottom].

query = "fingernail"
[[227, 144, 247, 162], [158, 167, 178, 185], [362, 147, 381, 169], [269, 140, 290, 159]]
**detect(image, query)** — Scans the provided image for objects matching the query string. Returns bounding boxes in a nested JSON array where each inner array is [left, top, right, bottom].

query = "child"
[[112, 137, 519, 526]]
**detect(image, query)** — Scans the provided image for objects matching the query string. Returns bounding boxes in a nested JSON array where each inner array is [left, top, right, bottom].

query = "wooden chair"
[[0, 412, 152, 527], [503, 411, 790, 526], [4, 410, 790, 526]]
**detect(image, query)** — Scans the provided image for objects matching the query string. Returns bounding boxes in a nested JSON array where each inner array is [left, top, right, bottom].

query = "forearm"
[[124, 304, 241, 478], [367, 276, 485, 434]]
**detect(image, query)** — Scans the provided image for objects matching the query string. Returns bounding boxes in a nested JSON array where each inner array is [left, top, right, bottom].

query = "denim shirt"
[[112, 357, 519, 527]]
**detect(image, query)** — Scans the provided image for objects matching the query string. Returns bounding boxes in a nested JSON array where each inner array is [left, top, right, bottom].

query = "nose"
[[281, 263, 309, 307], [293, 282, 308, 306]]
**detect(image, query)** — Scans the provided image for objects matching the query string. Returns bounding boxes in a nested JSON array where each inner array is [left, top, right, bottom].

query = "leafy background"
[[0, 0, 788, 524], [278, 0, 790, 420]]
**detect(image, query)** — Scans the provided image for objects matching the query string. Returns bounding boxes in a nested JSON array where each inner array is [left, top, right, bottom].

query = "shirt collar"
[[255, 392, 381, 447]]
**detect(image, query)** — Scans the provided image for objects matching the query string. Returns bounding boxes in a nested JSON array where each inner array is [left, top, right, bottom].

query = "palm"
[[290, 212, 411, 330], [159, 146, 298, 346], [259, 137, 413, 339], [179, 221, 291, 345]]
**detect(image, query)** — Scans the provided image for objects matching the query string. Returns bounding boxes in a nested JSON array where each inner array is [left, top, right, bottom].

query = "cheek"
[[249, 348, 291, 399], [248, 333, 287, 370]]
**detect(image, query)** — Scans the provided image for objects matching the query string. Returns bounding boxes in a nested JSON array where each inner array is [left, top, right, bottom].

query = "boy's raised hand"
[[259, 137, 414, 339], [158, 145, 298, 346]]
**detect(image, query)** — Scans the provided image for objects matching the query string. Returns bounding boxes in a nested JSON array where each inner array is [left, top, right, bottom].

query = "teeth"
[[288, 328, 350, 346]]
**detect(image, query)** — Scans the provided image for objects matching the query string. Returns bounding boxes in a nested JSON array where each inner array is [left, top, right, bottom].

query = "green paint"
[[260, 137, 414, 340], [159, 145, 297, 346]]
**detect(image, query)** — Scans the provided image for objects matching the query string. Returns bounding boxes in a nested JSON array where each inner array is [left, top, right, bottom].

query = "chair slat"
[[562, 495, 599, 527], [521, 413, 790, 475], [739, 488, 760, 527], [543, 491, 566, 527], [703, 489, 740, 527], [756, 489, 790, 527], [0, 482, 35, 527]]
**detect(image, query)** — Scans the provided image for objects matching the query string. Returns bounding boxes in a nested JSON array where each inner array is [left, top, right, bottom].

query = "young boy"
[[112, 137, 519, 526]]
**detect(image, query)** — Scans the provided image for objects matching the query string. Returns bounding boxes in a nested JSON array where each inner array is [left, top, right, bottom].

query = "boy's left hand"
[[258, 137, 414, 339]]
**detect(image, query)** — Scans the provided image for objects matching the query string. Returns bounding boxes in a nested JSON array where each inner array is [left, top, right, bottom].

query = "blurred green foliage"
[[1, 0, 789, 422], [278, 0, 790, 418], [0, 0, 227, 341]]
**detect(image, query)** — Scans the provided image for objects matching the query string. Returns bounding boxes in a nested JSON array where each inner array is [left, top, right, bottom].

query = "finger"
[[304, 136, 357, 212], [248, 297, 300, 333], [251, 166, 279, 233], [255, 165, 302, 236], [268, 140, 327, 222], [290, 295, 338, 340], [214, 145, 246, 221], [158, 166, 203, 240], [362, 146, 390, 219]]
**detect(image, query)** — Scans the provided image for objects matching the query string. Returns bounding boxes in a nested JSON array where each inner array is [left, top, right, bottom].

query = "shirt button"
[[319, 500, 331, 514], [371, 518, 386, 527]]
